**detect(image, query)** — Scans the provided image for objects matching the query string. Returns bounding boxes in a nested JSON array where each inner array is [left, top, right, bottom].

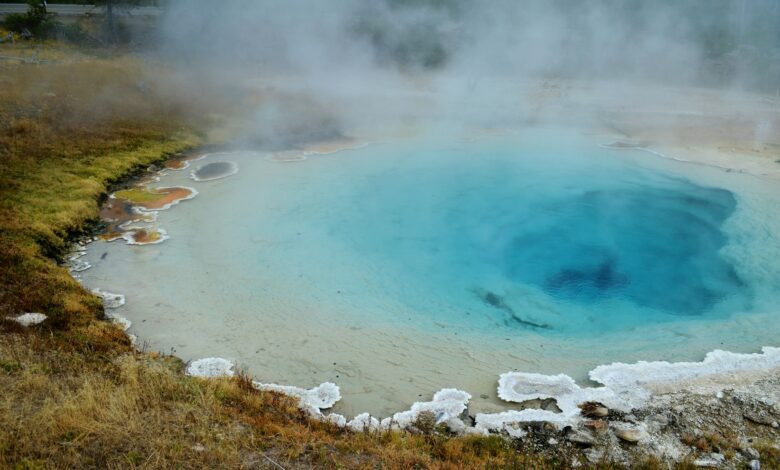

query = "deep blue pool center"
[[504, 184, 743, 316], [314, 136, 752, 334]]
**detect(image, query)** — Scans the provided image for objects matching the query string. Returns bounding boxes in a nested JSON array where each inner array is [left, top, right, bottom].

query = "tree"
[[1, 0, 58, 39], [91, 0, 157, 44]]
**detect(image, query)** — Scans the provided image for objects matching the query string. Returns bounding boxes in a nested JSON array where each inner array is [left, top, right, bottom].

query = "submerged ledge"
[[601, 140, 775, 179], [301, 139, 370, 156], [266, 139, 373, 163], [265, 151, 308, 163], [102, 227, 170, 246]]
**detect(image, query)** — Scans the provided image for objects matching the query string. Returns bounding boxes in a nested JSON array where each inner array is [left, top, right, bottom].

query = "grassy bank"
[[0, 42, 693, 469], [0, 40, 201, 330]]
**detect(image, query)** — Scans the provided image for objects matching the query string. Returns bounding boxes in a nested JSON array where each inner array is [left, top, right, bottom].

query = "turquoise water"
[[317, 137, 750, 334], [79, 129, 780, 415]]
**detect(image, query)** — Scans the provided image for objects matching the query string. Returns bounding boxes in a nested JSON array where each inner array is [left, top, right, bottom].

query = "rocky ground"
[[474, 368, 780, 468]]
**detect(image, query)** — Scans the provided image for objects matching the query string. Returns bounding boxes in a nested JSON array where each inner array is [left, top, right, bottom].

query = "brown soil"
[[136, 187, 196, 210], [128, 229, 162, 244]]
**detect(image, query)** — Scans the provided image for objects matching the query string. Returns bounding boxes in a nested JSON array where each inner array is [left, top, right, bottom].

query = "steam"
[[155, 0, 780, 143]]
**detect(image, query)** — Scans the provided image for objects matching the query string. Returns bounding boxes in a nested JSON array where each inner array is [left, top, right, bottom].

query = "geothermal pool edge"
[[71, 129, 780, 421]]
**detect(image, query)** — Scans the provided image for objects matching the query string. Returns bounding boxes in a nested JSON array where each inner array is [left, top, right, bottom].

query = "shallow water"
[[79, 128, 780, 416]]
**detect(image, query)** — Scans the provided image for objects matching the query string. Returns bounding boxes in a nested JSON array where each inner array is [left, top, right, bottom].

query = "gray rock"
[[7, 313, 47, 327], [647, 413, 670, 427], [579, 401, 609, 418], [613, 424, 646, 443], [541, 398, 562, 412], [748, 459, 760, 470], [584, 419, 608, 434], [584, 448, 605, 464], [567, 429, 596, 447], [694, 453, 725, 467], [744, 410, 775, 427]]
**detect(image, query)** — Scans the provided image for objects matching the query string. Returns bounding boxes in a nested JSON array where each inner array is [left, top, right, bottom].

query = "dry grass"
[[2, 330, 688, 469], [0, 41, 203, 329], [0, 42, 707, 469], [0, 329, 578, 469]]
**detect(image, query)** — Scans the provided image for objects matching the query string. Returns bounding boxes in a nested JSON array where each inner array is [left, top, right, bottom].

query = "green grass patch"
[[112, 187, 167, 204]]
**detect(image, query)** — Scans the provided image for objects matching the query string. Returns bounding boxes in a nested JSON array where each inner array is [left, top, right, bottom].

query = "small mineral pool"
[[79, 129, 780, 416], [191, 161, 239, 181]]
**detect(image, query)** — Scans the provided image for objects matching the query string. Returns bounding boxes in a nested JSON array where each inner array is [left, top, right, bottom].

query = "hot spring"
[[79, 128, 780, 416]]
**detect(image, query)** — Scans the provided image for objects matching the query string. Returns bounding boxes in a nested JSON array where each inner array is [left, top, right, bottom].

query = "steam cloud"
[[156, 0, 780, 144]]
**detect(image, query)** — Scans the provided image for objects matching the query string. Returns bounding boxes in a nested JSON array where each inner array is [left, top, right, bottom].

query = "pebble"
[[585, 449, 605, 464], [579, 401, 609, 418], [744, 410, 776, 427], [583, 420, 608, 434], [647, 413, 670, 427], [694, 453, 725, 467], [7, 313, 47, 327], [748, 460, 760, 470], [567, 429, 596, 447], [614, 427, 643, 443]]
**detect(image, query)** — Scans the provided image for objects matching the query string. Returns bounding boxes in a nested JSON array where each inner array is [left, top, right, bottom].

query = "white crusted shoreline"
[[84, 143, 780, 428], [602, 140, 779, 181], [69, 127, 779, 465], [183, 347, 780, 437], [171, 142, 779, 435]]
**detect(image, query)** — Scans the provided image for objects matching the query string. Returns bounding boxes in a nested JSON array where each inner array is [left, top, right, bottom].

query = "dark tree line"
[[1, 0, 154, 43]]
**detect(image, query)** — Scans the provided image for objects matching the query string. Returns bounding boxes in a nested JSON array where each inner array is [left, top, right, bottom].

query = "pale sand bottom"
[[78, 79, 780, 418], [79, 221, 780, 418]]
